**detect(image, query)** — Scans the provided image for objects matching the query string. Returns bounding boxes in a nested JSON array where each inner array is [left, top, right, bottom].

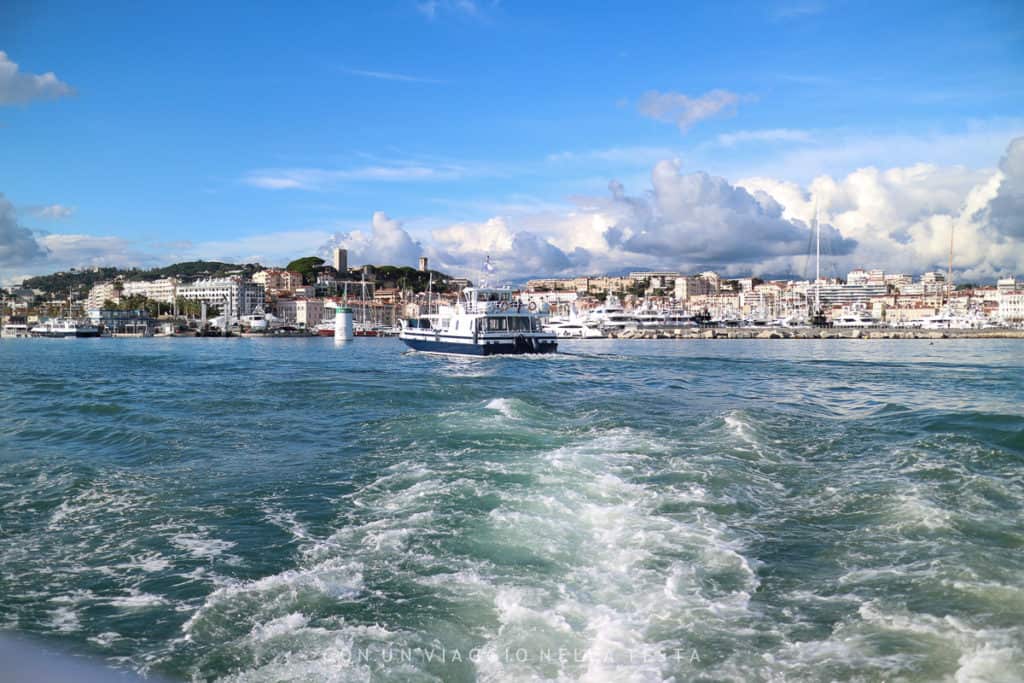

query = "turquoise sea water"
[[0, 337, 1022, 682]]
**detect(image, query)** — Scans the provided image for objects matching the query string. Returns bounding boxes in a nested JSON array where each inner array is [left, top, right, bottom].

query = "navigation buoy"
[[335, 306, 353, 341]]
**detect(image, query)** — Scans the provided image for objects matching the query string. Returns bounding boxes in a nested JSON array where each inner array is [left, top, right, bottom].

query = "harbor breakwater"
[[607, 327, 1024, 340]]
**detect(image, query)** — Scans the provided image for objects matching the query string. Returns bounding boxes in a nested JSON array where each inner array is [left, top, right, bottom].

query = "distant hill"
[[21, 261, 264, 299], [19, 259, 462, 300]]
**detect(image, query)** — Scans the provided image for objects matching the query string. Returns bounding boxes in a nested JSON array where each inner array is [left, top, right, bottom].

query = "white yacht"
[[832, 312, 881, 328], [543, 317, 605, 339], [30, 318, 100, 338], [584, 295, 639, 333], [918, 312, 983, 330], [400, 286, 557, 356], [1, 323, 31, 338]]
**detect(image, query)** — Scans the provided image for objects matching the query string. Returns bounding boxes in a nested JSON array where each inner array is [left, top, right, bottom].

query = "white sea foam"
[[48, 606, 80, 632], [88, 631, 122, 647], [171, 532, 237, 560], [484, 397, 518, 419], [109, 589, 168, 609]]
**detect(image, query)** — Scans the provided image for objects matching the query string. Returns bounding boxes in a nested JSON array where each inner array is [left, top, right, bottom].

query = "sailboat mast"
[[947, 221, 955, 303], [814, 206, 821, 312]]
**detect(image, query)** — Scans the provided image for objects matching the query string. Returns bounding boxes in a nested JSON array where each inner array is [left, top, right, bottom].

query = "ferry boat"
[[400, 286, 557, 356], [29, 318, 101, 338]]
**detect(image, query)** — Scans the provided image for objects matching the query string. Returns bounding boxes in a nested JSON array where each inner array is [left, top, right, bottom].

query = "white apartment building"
[[998, 291, 1024, 322], [177, 277, 264, 317], [86, 282, 122, 309], [996, 276, 1019, 295], [121, 277, 179, 303]]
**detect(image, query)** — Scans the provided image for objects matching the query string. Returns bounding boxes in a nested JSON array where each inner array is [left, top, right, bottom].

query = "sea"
[[0, 337, 1022, 682]]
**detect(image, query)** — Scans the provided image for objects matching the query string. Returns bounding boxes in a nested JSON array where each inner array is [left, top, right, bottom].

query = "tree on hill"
[[286, 257, 325, 285]]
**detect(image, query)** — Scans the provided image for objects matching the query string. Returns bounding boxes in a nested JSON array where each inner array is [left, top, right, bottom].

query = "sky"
[[1, 0, 1023, 284]]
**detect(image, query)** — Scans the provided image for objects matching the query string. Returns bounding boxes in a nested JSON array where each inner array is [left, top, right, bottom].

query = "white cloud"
[[340, 68, 444, 84], [0, 51, 75, 106], [717, 128, 813, 147], [319, 212, 424, 267], [388, 137, 1024, 282], [28, 204, 75, 219], [546, 146, 678, 165], [638, 89, 743, 133], [740, 138, 1024, 279], [769, 1, 825, 20], [417, 0, 482, 20], [243, 163, 465, 190], [35, 233, 158, 270]]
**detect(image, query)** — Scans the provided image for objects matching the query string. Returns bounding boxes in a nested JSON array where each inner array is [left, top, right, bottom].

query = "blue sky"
[[1, 0, 1023, 282]]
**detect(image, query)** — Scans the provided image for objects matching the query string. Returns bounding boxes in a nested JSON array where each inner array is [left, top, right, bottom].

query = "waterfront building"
[[276, 298, 325, 329], [121, 277, 179, 303], [177, 277, 264, 317]]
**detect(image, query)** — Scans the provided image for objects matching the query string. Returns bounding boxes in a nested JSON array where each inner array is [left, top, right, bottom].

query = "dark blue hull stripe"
[[401, 338, 558, 355]]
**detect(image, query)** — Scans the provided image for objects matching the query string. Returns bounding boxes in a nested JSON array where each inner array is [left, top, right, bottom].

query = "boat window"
[[418, 318, 431, 329]]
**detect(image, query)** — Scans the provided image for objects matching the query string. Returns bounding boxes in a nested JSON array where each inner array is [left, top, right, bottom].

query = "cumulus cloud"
[[425, 216, 585, 278], [0, 193, 48, 266], [638, 89, 742, 133], [0, 51, 75, 105], [984, 136, 1024, 239], [319, 212, 424, 267], [740, 138, 1024, 280], [377, 139, 1023, 282]]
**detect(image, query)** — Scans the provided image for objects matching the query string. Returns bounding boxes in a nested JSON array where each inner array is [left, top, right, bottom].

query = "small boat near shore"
[[30, 318, 101, 338]]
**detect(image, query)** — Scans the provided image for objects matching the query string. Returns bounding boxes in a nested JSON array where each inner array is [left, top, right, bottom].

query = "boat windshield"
[[480, 317, 537, 332]]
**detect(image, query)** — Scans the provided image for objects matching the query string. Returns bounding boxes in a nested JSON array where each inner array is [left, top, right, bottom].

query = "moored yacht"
[[584, 294, 639, 333], [30, 318, 100, 338], [543, 317, 605, 338], [400, 286, 557, 355]]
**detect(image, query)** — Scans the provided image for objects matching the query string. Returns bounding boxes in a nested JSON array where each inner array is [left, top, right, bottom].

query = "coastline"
[[605, 327, 1024, 340]]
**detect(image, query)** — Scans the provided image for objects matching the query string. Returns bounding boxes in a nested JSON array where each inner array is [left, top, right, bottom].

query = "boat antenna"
[[427, 271, 433, 315]]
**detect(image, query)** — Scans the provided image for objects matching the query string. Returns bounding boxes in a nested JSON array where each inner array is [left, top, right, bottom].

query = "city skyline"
[[2, 1, 1024, 284]]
